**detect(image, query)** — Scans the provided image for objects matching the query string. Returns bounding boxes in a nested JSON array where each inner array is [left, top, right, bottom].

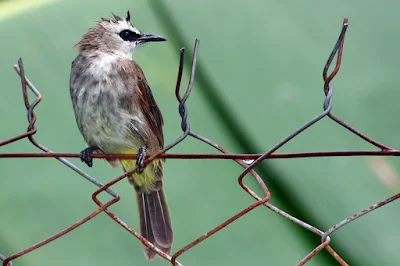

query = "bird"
[[69, 11, 172, 260]]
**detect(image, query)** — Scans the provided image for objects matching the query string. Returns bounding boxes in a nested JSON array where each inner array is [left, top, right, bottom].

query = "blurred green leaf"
[[0, 0, 59, 20]]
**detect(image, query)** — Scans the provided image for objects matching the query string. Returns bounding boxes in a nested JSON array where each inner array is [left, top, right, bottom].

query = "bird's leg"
[[80, 145, 100, 167], [136, 145, 147, 173]]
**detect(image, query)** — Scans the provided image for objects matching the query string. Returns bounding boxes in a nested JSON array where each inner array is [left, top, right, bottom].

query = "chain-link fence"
[[1, 19, 399, 266]]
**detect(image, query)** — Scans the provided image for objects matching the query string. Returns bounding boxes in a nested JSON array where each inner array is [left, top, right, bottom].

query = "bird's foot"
[[136, 145, 147, 173], [80, 145, 99, 167]]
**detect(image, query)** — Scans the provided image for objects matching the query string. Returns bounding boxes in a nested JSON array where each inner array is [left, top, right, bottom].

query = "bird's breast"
[[70, 54, 153, 153], [71, 78, 144, 152]]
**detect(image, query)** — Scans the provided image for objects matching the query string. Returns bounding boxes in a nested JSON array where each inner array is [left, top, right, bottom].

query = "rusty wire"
[[1, 18, 399, 266]]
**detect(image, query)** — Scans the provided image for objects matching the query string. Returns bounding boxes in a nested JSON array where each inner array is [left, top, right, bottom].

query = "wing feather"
[[121, 60, 164, 148]]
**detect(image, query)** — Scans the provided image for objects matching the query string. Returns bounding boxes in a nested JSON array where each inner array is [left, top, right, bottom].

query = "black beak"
[[138, 32, 167, 43]]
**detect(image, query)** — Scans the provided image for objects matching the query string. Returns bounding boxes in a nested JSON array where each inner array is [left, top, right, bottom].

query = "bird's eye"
[[119, 29, 140, 42]]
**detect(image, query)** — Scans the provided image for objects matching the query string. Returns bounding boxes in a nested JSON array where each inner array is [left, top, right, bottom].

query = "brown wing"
[[132, 62, 164, 148]]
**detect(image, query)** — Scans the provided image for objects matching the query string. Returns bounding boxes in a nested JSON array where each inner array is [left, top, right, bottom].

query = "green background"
[[1, 0, 400, 265]]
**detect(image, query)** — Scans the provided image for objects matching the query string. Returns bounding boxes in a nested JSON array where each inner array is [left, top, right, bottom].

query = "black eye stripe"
[[119, 29, 140, 42]]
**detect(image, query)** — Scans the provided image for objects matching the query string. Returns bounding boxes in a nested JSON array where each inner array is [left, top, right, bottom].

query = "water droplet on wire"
[[243, 159, 254, 165]]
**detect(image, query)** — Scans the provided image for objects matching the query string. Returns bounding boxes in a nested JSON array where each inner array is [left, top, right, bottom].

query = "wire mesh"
[[1, 18, 399, 266]]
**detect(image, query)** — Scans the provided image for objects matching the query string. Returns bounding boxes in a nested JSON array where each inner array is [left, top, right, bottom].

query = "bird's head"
[[76, 11, 166, 58]]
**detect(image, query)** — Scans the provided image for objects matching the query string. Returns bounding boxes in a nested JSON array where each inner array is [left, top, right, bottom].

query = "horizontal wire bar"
[[0, 150, 399, 160]]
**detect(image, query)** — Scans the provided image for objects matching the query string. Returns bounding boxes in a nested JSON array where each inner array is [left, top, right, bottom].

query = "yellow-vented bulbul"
[[69, 11, 172, 260]]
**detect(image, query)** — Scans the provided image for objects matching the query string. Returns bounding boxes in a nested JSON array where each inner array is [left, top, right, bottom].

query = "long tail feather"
[[136, 185, 173, 260]]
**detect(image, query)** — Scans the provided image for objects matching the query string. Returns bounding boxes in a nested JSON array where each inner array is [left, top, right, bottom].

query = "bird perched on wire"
[[69, 11, 172, 260]]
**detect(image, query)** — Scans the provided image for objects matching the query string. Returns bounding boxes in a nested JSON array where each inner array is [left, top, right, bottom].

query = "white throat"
[[86, 52, 129, 77]]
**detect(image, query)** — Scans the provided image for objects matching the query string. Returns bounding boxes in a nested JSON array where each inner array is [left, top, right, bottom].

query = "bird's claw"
[[136, 145, 147, 173], [80, 145, 99, 167]]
